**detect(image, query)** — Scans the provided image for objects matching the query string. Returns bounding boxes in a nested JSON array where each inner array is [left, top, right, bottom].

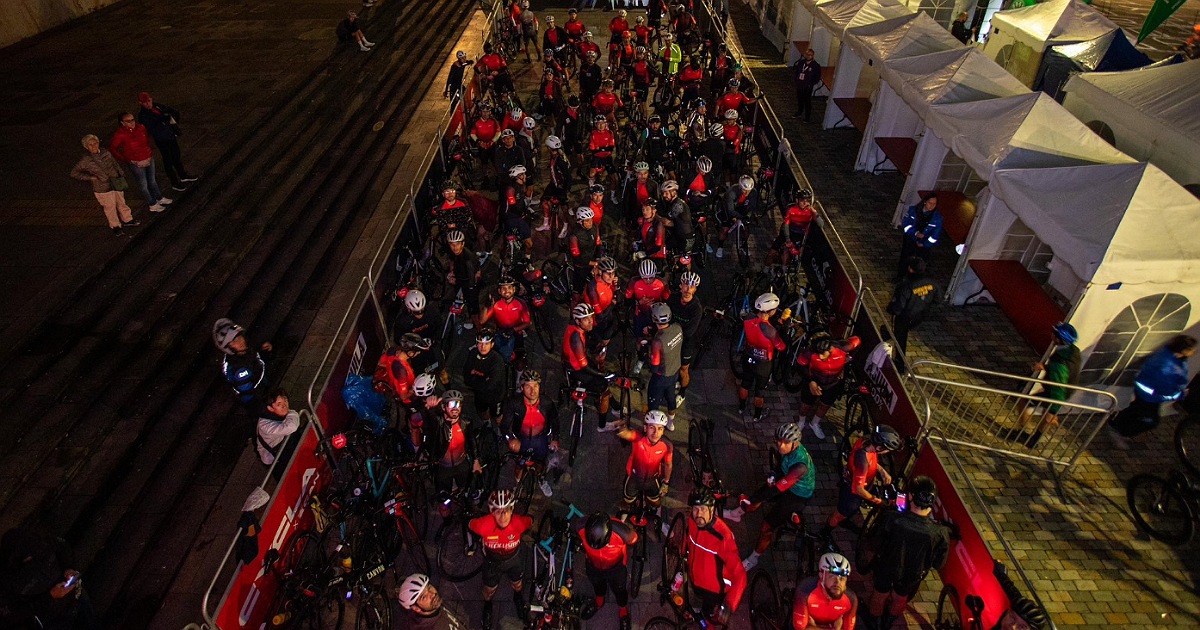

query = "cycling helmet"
[[662, 32, 673, 42], [1009, 598, 1049, 630], [523, 117, 536, 130], [797, 188, 813, 201], [586, 50, 598, 60], [589, 184, 606, 195], [645, 410, 670, 427], [441, 180, 457, 192], [569, 8, 578, 14], [635, 45, 646, 55], [754, 292, 780, 313], [404, 289, 427, 312], [694, 98, 706, 108], [483, 42, 494, 54], [510, 108, 523, 121], [397, 573, 430, 609], [648, 114, 662, 125], [489, 489, 517, 511], [476, 329, 495, 343], [709, 122, 724, 136], [660, 180, 679, 193], [441, 389, 464, 406], [500, 128, 515, 137], [498, 275, 517, 287], [576, 206, 595, 221], [509, 164, 527, 178], [456, 51, 467, 60], [399, 332, 432, 353], [634, 161, 650, 172], [635, 15, 645, 24], [618, 9, 627, 17], [728, 78, 741, 89], [638, 259, 657, 280], [598, 257, 618, 273], [679, 271, 701, 287], [446, 229, 465, 243], [572, 303, 595, 320], [602, 78, 615, 88], [651, 302, 672, 325], [1052, 322, 1078, 344], [594, 115, 608, 125], [819, 552, 852, 577], [908, 475, 938, 510], [585, 512, 613, 549], [724, 109, 739, 121], [738, 175, 754, 191], [696, 156, 713, 173], [688, 488, 716, 508], [584, 31, 594, 39], [872, 424, 903, 451], [413, 373, 438, 398], [775, 422, 802, 444], [212, 318, 244, 355], [519, 369, 542, 384], [546, 135, 563, 149], [546, 15, 555, 23]]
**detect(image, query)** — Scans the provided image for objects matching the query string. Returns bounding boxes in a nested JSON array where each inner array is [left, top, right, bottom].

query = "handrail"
[[201, 410, 313, 630], [306, 276, 372, 421], [924, 425, 1059, 630]]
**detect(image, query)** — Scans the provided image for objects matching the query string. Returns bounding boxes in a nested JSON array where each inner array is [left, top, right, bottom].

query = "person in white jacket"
[[256, 388, 300, 465]]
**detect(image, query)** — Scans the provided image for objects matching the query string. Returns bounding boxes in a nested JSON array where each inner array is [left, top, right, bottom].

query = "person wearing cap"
[[71, 133, 138, 236], [715, 78, 757, 121], [543, 136, 572, 216], [666, 271, 702, 402], [795, 332, 862, 440], [393, 288, 443, 358], [683, 489, 746, 625], [646, 303, 684, 427], [135, 92, 195, 191], [445, 51, 475, 102], [255, 388, 301, 465], [627, 47, 654, 119], [717, 110, 745, 174], [400, 373, 441, 460], [516, 117, 539, 162], [109, 111, 173, 213], [612, 30, 637, 74], [1001, 322, 1080, 448], [792, 552, 858, 630], [463, 329, 507, 425], [499, 165, 535, 252], [739, 293, 787, 422], [623, 164, 660, 231], [213, 318, 274, 412], [886, 257, 941, 372], [699, 121, 727, 184], [478, 277, 531, 363], [427, 391, 482, 505], [397, 573, 467, 629]]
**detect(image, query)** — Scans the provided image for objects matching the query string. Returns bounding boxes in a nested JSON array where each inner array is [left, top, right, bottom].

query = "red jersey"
[[592, 91, 620, 115], [374, 350, 416, 403], [579, 520, 637, 570], [627, 433, 673, 480], [803, 347, 849, 379], [518, 399, 547, 437], [562, 324, 589, 370], [793, 576, 858, 630], [486, 297, 530, 330], [578, 41, 601, 59], [565, 19, 586, 38], [608, 17, 629, 38], [688, 173, 709, 194], [679, 65, 704, 85], [743, 317, 785, 361], [588, 199, 606, 226], [716, 91, 751, 118], [721, 122, 741, 143], [685, 517, 747, 610], [630, 60, 652, 84], [479, 53, 507, 74], [442, 421, 468, 466], [472, 118, 500, 148], [625, 277, 668, 310], [502, 115, 524, 134], [634, 24, 651, 45], [585, 277, 616, 314], [637, 216, 667, 259], [636, 181, 652, 205], [589, 128, 615, 157], [845, 437, 880, 497], [783, 203, 815, 235], [469, 513, 533, 560]]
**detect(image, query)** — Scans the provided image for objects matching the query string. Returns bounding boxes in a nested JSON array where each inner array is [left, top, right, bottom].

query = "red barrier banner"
[[213, 425, 331, 629], [801, 223, 857, 337], [314, 294, 389, 434]]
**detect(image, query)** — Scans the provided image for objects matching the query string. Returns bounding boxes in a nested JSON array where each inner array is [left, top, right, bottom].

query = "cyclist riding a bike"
[[427, 390, 483, 512], [740, 423, 815, 571], [683, 489, 747, 625], [563, 303, 620, 433], [478, 276, 531, 364], [739, 293, 786, 423], [795, 333, 862, 441], [792, 552, 858, 630], [820, 425, 901, 538], [679, 57, 705, 107], [502, 370, 559, 497], [584, 256, 621, 369], [463, 330, 506, 425], [608, 10, 630, 68], [666, 271, 702, 403], [579, 511, 638, 630], [715, 78, 757, 121], [615, 410, 674, 506], [469, 489, 533, 630]]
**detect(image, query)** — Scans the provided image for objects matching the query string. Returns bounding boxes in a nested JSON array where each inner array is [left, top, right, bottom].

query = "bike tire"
[[402, 472, 430, 540], [436, 518, 485, 582], [1175, 415, 1200, 479], [935, 585, 961, 630], [399, 510, 432, 575], [530, 513, 557, 605], [355, 588, 392, 630], [659, 514, 689, 607], [1127, 473, 1196, 546], [532, 306, 556, 352], [748, 569, 782, 630], [687, 424, 706, 486], [629, 534, 647, 599], [516, 466, 538, 515], [644, 617, 679, 630], [839, 394, 873, 470], [279, 529, 325, 578], [782, 350, 806, 393], [795, 531, 818, 583], [568, 406, 584, 468], [728, 329, 747, 380]]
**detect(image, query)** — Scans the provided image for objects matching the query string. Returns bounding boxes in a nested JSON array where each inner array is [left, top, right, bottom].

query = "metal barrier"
[[909, 360, 1119, 474], [305, 275, 389, 429]]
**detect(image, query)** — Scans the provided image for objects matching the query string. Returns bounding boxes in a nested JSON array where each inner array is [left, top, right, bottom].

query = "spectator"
[[1001, 322, 1081, 448], [212, 318, 273, 413], [255, 388, 300, 465], [136, 92, 196, 192], [397, 573, 469, 629], [0, 527, 95, 630], [445, 51, 474, 101], [895, 193, 942, 280], [109, 112, 172, 213], [337, 11, 375, 52], [792, 48, 821, 122], [951, 12, 976, 45], [70, 134, 138, 236], [1109, 335, 1197, 446], [886, 257, 941, 371]]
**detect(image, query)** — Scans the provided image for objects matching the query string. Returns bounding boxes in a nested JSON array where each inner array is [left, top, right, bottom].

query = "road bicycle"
[[529, 503, 587, 624], [686, 415, 732, 512], [262, 529, 343, 630], [645, 512, 724, 629], [1174, 413, 1200, 478], [622, 487, 665, 599], [542, 254, 576, 303], [512, 448, 553, 515], [434, 486, 488, 582], [1127, 467, 1200, 545]]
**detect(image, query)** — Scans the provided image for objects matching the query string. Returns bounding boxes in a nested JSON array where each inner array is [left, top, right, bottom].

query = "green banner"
[[1139, 0, 1188, 43]]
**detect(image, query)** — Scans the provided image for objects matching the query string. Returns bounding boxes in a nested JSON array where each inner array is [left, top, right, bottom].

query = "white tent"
[[981, 0, 1120, 87], [792, 0, 869, 66], [820, 0, 916, 128], [1062, 60, 1200, 194]]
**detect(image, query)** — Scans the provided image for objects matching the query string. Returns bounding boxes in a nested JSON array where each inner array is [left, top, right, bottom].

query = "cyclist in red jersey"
[[564, 9, 586, 48], [563, 303, 619, 432], [469, 489, 533, 630], [615, 410, 673, 506], [579, 511, 638, 630], [374, 333, 429, 407], [608, 10, 630, 68], [426, 391, 482, 513], [770, 188, 815, 266], [682, 489, 746, 625], [715, 78, 757, 120], [584, 257, 621, 368], [793, 552, 858, 630], [795, 333, 861, 440], [685, 157, 717, 236], [577, 33, 602, 72], [477, 43, 514, 97], [587, 114, 617, 185], [470, 107, 502, 166], [635, 200, 670, 261], [633, 16, 652, 47], [613, 31, 637, 73], [478, 276, 531, 364], [820, 425, 901, 538], [679, 56, 705, 107], [739, 293, 786, 422], [625, 258, 670, 351], [623, 164, 660, 230], [502, 370, 559, 492], [592, 80, 622, 122]]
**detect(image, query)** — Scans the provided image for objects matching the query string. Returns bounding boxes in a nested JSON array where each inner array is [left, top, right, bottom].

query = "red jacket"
[[110, 124, 153, 163]]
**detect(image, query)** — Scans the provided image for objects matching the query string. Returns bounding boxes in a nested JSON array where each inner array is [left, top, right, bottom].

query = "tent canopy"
[[886, 47, 1029, 109], [991, 162, 1200, 285], [989, 0, 1119, 52], [1036, 30, 1152, 99], [844, 11, 963, 65], [1064, 60, 1200, 143], [813, 0, 911, 36], [812, 0, 870, 34]]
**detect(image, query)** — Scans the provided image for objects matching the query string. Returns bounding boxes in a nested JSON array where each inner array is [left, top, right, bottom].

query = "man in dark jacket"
[[887, 257, 941, 371], [792, 49, 821, 122], [213, 318, 273, 413], [951, 12, 976, 45], [136, 92, 195, 191], [426, 391, 482, 504], [896, 194, 943, 279]]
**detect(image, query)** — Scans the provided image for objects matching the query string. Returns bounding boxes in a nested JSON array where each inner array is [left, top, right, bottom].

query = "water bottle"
[[671, 572, 685, 606]]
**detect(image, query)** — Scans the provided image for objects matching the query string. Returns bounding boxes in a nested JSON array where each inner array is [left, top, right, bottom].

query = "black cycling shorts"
[[483, 546, 527, 588], [764, 491, 810, 529], [800, 379, 844, 407], [740, 356, 772, 396], [586, 561, 630, 606]]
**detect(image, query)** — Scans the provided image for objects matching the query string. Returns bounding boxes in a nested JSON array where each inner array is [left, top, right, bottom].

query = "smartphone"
[[64, 574, 79, 589], [896, 493, 908, 512]]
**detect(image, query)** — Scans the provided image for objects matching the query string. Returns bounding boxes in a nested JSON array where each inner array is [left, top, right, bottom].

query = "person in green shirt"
[[1001, 322, 1081, 448]]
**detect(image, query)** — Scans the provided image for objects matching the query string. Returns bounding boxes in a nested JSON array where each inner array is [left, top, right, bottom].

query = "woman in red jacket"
[[109, 112, 172, 212]]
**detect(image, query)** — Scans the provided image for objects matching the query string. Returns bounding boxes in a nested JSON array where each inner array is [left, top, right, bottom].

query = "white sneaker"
[[360, 44, 372, 52], [461, 321, 474, 330], [632, 360, 643, 374], [598, 420, 620, 433], [715, 247, 724, 258], [557, 224, 569, 239], [536, 218, 551, 232], [539, 479, 554, 497], [706, 243, 714, 253], [149, 204, 166, 213], [667, 414, 676, 432], [364, 41, 376, 47], [810, 418, 826, 440], [157, 197, 173, 205], [741, 553, 760, 572]]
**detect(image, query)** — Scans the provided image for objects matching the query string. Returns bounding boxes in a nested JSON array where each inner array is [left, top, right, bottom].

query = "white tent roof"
[[885, 47, 1029, 108], [926, 91, 1135, 180], [813, 0, 912, 37], [1063, 61, 1200, 146], [990, 0, 1119, 51], [991, 162, 1200, 284], [812, 0, 869, 34], [844, 11, 963, 64]]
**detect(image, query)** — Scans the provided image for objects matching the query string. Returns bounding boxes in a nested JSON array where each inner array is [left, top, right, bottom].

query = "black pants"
[[157, 139, 190, 186], [586, 562, 629, 606], [892, 317, 913, 370], [1110, 398, 1162, 438], [897, 238, 932, 277], [795, 83, 814, 121]]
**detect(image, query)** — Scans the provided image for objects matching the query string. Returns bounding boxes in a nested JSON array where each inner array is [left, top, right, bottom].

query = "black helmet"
[[812, 333, 835, 354], [484, 42, 494, 54], [908, 475, 937, 509], [589, 184, 605, 195], [1009, 598, 1049, 630], [584, 512, 613, 549], [399, 332, 432, 353], [872, 424, 902, 451], [797, 188, 813, 201], [688, 488, 716, 508]]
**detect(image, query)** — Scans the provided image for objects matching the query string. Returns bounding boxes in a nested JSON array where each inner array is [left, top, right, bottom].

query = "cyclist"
[[862, 476, 949, 630], [625, 258, 670, 351], [646, 303, 683, 429], [395, 373, 438, 461], [613, 31, 638, 74], [563, 303, 620, 433], [463, 329, 506, 425], [718, 110, 745, 176], [820, 424, 901, 538], [478, 276, 531, 364], [615, 410, 674, 507], [714, 174, 756, 258], [592, 80, 623, 126], [700, 122, 727, 183], [583, 256, 621, 370], [738, 293, 786, 423], [567, 207, 603, 292], [633, 15, 652, 47], [608, 10, 630, 69], [587, 115, 617, 187], [623, 163, 660, 230], [563, 9, 587, 51], [769, 188, 814, 266], [543, 136, 572, 217], [739, 423, 815, 571], [659, 180, 693, 257], [432, 181, 477, 244], [682, 489, 747, 625], [657, 32, 682, 78], [1004, 321, 1080, 447], [635, 200, 670, 263], [434, 229, 481, 325], [542, 15, 568, 63], [517, 3, 539, 62], [496, 131, 533, 192], [427, 390, 483, 513], [502, 370, 559, 497], [477, 42, 514, 97], [685, 157, 717, 249], [666, 271, 702, 404], [469, 107, 502, 168], [577, 33, 602, 72], [392, 289, 443, 360], [792, 553, 858, 630], [678, 56, 705, 108], [585, 183, 617, 232], [794, 333, 862, 441], [398, 573, 468, 629], [374, 332, 431, 416], [640, 115, 673, 172], [469, 489, 533, 630], [715, 78, 757, 121], [579, 511, 638, 630], [578, 50, 603, 106], [213, 318, 273, 412]]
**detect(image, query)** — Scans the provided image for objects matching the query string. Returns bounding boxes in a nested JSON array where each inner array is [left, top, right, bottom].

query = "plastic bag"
[[343, 373, 388, 435]]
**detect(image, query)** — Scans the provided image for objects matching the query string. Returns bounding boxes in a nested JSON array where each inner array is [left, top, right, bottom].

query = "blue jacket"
[[1134, 348, 1190, 404], [902, 205, 943, 248]]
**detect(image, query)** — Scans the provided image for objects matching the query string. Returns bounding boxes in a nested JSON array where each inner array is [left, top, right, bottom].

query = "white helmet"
[[819, 552, 852, 577], [645, 410, 669, 427], [404, 289, 427, 312], [456, 51, 467, 60], [510, 108, 523, 121], [576, 206, 595, 221], [697, 156, 712, 173], [709, 122, 725, 136], [414, 373, 438, 398], [680, 271, 700, 287], [522, 116, 536, 130], [584, 30, 594, 38], [660, 180, 679, 193], [739, 175, 755, 192], [546, 15, 555, 23], [724, 109, 739, 120], [651, 302, 672, 325], [546, 135, 563, 149], [572, 302, 595, 320], [398, 573, 431, 609], [638, 259, 657, 279], [755, 292, 780, 312], [509, 164, 527, 178], [212, 318, 244, 355], [619, 9, 627, 17]]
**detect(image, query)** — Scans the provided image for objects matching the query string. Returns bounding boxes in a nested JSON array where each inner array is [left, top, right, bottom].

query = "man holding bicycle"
[[583, 257, 621, 370], [469, 489, 533, 630], [563, 303, 620, 432], [615, 410, 674, 508], [740, 423, 814, 572], [426, 391, 483, 510], [666, 271, 702, 404], [502, 370, 559, 498], [795, 333, 861, 441], [820, 425, 901, 538], [792, 552, 858, 630], [463, 330, 506, 425], [477, 276, 531, 364], [738, 293, 787, 423], [579, 512, 639, 630], [646, 303, 684, 430], [683, 489, 747, 625]]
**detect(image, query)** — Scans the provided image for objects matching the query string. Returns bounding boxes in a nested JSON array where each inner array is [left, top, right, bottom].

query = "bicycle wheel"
[[687, 425, 707, 485], [935, 585, 961, 630], [629, 533, 648, 599], [515, 466, 538, 515], [795, 532, 818, 583], [1127, 473, 1196, 545], [278, 530, 325, 578], [728, 329, 746, 379], [531, 306, 556, 352], [1176, 415, 1200, 479], [748, 569, 782, 630], [530, 513, 557, 604], [398, 510, 431, 574], [567, 406, 584, 467], [355, 588, 392, 630], [661, 513, 687, 585], [644, 617, 679, 630], [781, 346, 806, 393], [839, 395, 873, 470], [436, 517, 485, 581], [401, 472, 430, 540]]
